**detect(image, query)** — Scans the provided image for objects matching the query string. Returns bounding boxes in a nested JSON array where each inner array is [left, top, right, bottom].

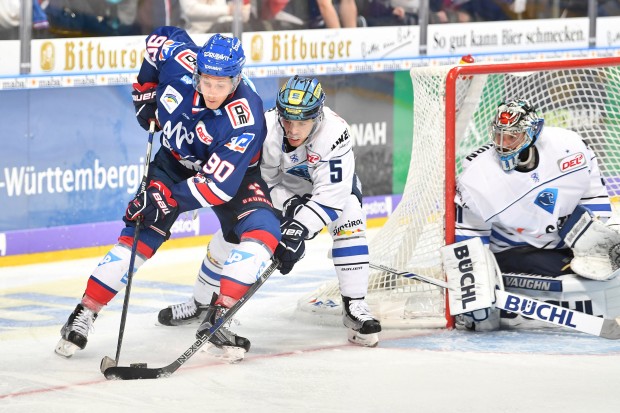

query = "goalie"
[[449, 98, 620, 331]]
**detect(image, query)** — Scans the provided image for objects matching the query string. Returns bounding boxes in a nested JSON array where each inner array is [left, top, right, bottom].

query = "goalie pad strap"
[[440, 238, 496, 316]]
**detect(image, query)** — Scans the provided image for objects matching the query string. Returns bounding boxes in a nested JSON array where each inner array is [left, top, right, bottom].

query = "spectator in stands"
[[45, 0, 140, 37], [0, 0, 49, 40], [309, 0, 362, 28], [180, 0, 251, 34], [442, 0, 509, 22], [137, 0, 184, 35]]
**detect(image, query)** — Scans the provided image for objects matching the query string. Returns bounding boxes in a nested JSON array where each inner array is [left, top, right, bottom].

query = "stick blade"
[[103, 366, 167, 380]]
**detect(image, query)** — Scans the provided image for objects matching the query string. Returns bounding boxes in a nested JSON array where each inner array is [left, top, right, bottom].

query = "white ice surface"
[[1, 230, 620, 413]]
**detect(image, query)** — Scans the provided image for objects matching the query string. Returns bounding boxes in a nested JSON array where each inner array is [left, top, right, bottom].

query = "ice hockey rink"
[[2, 229, 620, 413]]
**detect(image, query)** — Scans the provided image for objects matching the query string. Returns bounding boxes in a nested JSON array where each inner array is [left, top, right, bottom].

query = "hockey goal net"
[[297, 56, 620, 329]]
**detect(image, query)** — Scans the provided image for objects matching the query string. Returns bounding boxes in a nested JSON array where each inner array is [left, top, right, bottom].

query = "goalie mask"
[[192, 34, 246, 95], [490, 99, 544, 171]]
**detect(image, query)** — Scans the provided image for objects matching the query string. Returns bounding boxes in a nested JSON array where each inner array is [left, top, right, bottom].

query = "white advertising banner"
[[426, 18, 590, 56], [244, 26, 420, 65], [0, 41, 20, 76], [596, 16, 620, 47]]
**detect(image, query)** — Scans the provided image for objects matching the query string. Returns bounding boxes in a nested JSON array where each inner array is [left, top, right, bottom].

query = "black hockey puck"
[[130, 363, 147, 368]]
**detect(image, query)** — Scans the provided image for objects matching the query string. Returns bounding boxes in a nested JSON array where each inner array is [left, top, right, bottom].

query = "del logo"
[[225, 133, 255, 153], [195, 121, 213, 145], [225, 98, 255, 129], [558, 152, 585, 172], [307, 150, 321, 164], [174, 49, 197, 73], [534, 188, 558, 214]]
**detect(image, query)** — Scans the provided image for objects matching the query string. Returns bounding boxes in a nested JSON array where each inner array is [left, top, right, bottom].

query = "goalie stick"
[[103, 259, 280, 380], [369, 263, 448, 289], [371, 263, 620, 339]]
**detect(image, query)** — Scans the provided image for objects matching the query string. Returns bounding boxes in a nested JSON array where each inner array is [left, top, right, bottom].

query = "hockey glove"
[[132, 82, 161, 131], [274, 217, 308, 275], [282, 193, 312, 218], [126, 180, 178, 228]]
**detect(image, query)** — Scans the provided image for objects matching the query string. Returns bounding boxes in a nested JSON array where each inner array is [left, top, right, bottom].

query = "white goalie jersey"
[[456, 127, 613, 253], [261, 106, 357, 234]]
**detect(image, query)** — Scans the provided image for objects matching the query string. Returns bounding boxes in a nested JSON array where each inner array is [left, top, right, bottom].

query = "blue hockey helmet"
[[193, 34, 245, 92], [276, 76, 325, 121], [490, 99, 544, 171]]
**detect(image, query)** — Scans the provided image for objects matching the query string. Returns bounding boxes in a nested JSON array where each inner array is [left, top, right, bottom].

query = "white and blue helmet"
[[490, 99, 544, 171], [192, 34, 245, 93]]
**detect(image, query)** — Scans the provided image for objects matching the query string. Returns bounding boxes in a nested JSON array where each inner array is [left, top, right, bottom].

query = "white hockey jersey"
[[456, 127, 612, 252], [261, 106, 357, 235]]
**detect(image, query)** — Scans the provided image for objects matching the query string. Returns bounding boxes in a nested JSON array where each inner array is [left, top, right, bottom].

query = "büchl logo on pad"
[[558, 152, 585, 172]]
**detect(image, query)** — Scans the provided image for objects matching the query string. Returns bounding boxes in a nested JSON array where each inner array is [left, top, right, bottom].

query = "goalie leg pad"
[[501, 272, 620, 329], [441, 238, 497, 315]]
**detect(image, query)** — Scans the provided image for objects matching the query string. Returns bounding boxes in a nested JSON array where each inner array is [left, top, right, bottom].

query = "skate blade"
[[55, 338, 80, 358], [202, 342, 246, 364], [347, 330, 379, 347]]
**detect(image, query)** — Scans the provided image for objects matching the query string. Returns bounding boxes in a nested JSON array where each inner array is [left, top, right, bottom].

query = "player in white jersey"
[[157, 76, 382, 347], [454, 98, 620, 331]]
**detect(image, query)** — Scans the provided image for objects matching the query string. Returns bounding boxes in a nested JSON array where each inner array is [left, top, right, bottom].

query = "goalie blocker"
[[441, 238, 620, 332]]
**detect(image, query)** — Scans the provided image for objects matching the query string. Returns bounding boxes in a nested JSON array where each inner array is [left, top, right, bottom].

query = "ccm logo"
[[559, 152, 584, 172], [453, 245, 476, 309]]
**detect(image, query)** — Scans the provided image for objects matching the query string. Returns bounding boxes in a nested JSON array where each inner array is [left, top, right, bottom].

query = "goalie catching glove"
[[132, 82, 161, 131], [559, 205, 620, 280], [274, 217, 308, 275], [126, 180, 178, 230]]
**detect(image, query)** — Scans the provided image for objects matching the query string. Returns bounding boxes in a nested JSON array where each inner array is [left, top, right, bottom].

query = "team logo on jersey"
[[159, 40, 184, 60], [161, 85, 183, 114], [558, 152, 585, 173], [287, 165, 311, 181], [195, 121, 213, 145], [174, 49, 197, 73], [181, 75, 193, 85], [225, 133, 255, 153], [307, 149, 321, 164], [225, 98, 255, 129], [534, 188, 558, 214], [290, 153, 299, 163]]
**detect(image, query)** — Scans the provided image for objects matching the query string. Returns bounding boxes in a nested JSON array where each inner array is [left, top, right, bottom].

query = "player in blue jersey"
[[55, 27, 281, 361], [451, 98, 620, 331]]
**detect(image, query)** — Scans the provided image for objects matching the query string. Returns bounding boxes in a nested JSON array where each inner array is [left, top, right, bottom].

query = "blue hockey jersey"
[[136, 26, 267, 213]]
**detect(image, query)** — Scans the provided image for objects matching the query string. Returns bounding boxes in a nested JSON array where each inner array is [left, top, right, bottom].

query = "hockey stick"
[[100, 121, 156, 373], [103, 259, 280, 380], [369, 263, 448, 289], [372, 263, 620, 339]]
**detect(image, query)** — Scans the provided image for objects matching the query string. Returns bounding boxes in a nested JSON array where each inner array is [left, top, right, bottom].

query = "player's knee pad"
[[87, 243, 147, 304], [194, 230, 235, 303], [501, 272, 620, 328], [220, 240, 273, 300]]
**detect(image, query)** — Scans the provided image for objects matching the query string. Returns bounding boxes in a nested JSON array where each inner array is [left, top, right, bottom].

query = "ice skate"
[[158, 297, 210, 326], [55, 304, 98, 358], [196, 295, 251, 363], [342, 296, 381, 347]]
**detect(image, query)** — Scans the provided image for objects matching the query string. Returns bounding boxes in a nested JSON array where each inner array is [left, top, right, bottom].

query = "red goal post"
[[297, 56, 620, 330]]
